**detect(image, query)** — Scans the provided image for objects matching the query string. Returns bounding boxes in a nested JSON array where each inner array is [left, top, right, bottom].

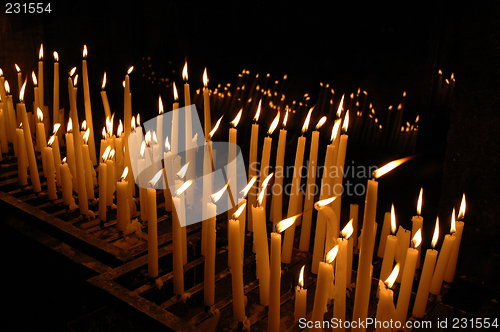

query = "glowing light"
[[331, 119, 341, 142], [316, 116, 327, 130], [120, 167, 129, 181], [32, 71, 37, 86], [385, 264, 400, 288], [431, 217, 439, 248], [276, 213, 302, 233], [231, 108, 243, 128], [240, 176, 257, 198], [298, 265, 305, 288], [211, 182, 229, 203], [127, 66, 134, 75], [69, 67, 77, 77], [83, 45, 88, 58], [131, 116, 136, 131], [53, 123, 61, 134], [101, 127, 106, 139], [176, 180, 192, 196], [83, 129, 90, 144], [233, 202, 247, 219], [182, 61, 188, 81], [325, 245, 339, 264], [254, 100, 262, 122], [391, 203, 397, 234], [165, 137, 170, 151], [203, 67, 208, 87], [48, 135, 55, 146], [283, 107, 289, 127], [314, 196, 336, 209], [209, 115, 223, 138], [20, 79, 27, 102], [417, 188, 423, 215], [102, 146, 111, 162], [81, 120, 87, 131], [341, 219, 354, 239], [342, 110, 349, 133], [173, 82, 179, 101], [149, 169, 163, 187], [412, 229, 422, 249], [15, 64, 21, 72], [301, 106, 314, 134], [268, 111, 280, 135], [257, 173, 274, 205], [39, 44, 43, 60], [458, 194, 466, 220], [101, 72, 107, 89], [73, 74, 78, 86], [372, 155, 414, 179], [136, 113, 141, 127], [53, 52, 59, 62], [451, 207, 456, 233], [337, 94, 344, 118], [109, 149, 115, 160], [117, 120, 123, 137], [140, 141, 146, 158], [177, 162, 190, 179], [158, 95, 164, 114], [4, 80, 10, 94]]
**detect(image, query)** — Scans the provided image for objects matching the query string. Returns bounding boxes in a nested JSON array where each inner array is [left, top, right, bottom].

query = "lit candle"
[[314, 195, 338, 257], [282, 107, 311, 264], [379, 204, 399, 282], [123, 67, 135, 211], [395, 225, 411, 283], [294, 265, 307, 323], [16, 125, 28, 186], [270, 214, 300, 331], [228, 108, 243, 215], [413, 217, 440, 318], [299, 115, 326, 251], [332, 104, 349, 236], [0, 107, 8, 153], [171, 83, 179, 155], [271, 108, 288, 223], [444, 194, 466, 282], [35, 108, 48, 177], [182, 61, 195, 205], [411, 188, 424, 267], [99, 150, 109, 221], [15, 64, 22, 97], [44, 142, 57, 200], [81, 45, 97, 166], [395, 229, 421, 324], [115, 120, 124, 179], [228, 203, 247, 323], [38, 44, 44, 111], [3, 81, 19, 154], [247, 100, 261, 232], [377, 212, 392, 258], [138, 141, 149, 222], [82, 129, 95, 200], [0, 75, 12, 147], [311, 246, 338, 324], [258, 110, 279, 210], [334, 220, 354, 328], [61, 158, 75, 208], [52, 124, 62, 186], [429, 211, 457, 295], [172, 179, 190, 295], [376, 264, 399, 332], [147, 169, 163, 278], [53, 52, 59, 126], [100, 72, 111, 120], [203, 68, 211, 140], [18, 80, 41, 192]]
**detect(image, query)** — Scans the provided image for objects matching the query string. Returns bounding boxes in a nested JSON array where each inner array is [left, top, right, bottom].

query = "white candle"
[[82, 130, 95, 200], [35, 108, 48, 177], [38, 44, 44, 110], [228, 204, 246, 323], [376, 265, 398, 332], [430, 233, 456, 295], [116, 168, 130, 232], [15, 64, 22, 97], [252, 202, 270, 305], [60, 159, 74, 207], [247, 100, 261, 232], [204, 201, 217, 306], [380, 204, 398, 281], [172, 180, 186, 295], [444, 195, 466, 282], [98, 158, 107, 221], [395, 226, 411, 283], [0, 107, 8, 152], [332, 111, 349, 236], [271, 112, 287, 223], [16, 127, 28, 186], [294, 265, 307, 323], [82, 45, 97, 166], [259, 111, 279, 211], [228, 109, 242, 214], [203, 68, 211, 140], [269, 231, 281, 331], [147, 170, 161, 278], [53, 52, 59, 127], [106, 152, 115, 207], [377, 212, 392, 258], [334, 220, 354, 328], [44, 146, 57, 200], [182, 62, 195, 205], [311, 246, 337, 325], [51, 128, 62, 187]]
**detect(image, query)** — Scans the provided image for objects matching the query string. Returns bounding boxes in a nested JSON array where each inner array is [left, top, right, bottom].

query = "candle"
[[259, 111, 279, 211], [247, 100, 261, 232], [4, 81, 19, 153], [172, 179, 190, 295], [52, 125, 62, 186], [395, 225, 411, 283], [379, 205, 399, 282], [182, 62, 195, 205], [36, 108, 48, 177], [171, 83, 179, 155], [38, 44, 44, 111], [18, 80, 41, 192], [271, 108, 288, 223], [100, 72, 111, 120], [61, 158, 75, 208], [376, 264, 399, 332], [314, 195, 338, 256], [44, 144, 57, 200], [252, 173, 273, 306], [203, 68, 211, 140], [334, 220, 354, 329], [138, 142, 148, 222], [115, 121, 124, 179], [395, 230, 421, 324], [332, 107, 349, 236], [106, 150, 116, 208], [82, 129, 95, 200], [269, 214, 300, 331], [299, 116, 325, 251], [116, 167, 130, 232], [53, 52, 59, 127], [0, 107, 8, 152], [98, 151, 108, 221], [311, 246, 337, 325], [228, 109, 242, 214], [228, 203, 247, 323], [147, 169, 163, 278], [82, 45, 97, 166], [413, 218, 440, 318], [411, 188, 424, 267], [444, 194, 466, 282], [15, 64, 22, 97], [16, 126, 28, 186], [429, 212, 457, 295], [294, 265, 307, 323], [282, 108, 311, 264], [123, 67, 135, 211], [377, 212, 392, 258]]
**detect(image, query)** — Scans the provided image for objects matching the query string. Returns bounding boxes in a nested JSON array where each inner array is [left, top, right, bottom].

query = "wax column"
[[172, 179, 189, 295], [123, 67, 135, 210], [228, 109, 243, 214], [0, 76, 12, 145], [429, 213, 457, 295], [294, 265, 307, 323], [334, 220, 354, 328], [16, 126, 28, 186], [4, 81, 19, 152], [332, 110, 349, 235], [444, 194, 466, 282], [395, 230, 421, 324], [138, 142, 148, 221], [380, 205, 399, 282], [44, 141, 57, 200], [228, 203, 247, 323], [82, 129, 95, 200], [18, 81, 41, 192], [411, 188, 424, 267], [116, 166, 131, 232], [171, 83, 179, 155], [15, 64, 22, 97], [282, 108, 311, 264], [299, 116, 325, 251], [38, 45, 44, 112], [53, 52, 59, 126], [82, 46, 97, 166], [147, 169, 163, 278], [98, 151, 109, 221], [413, 218, 440, 318], [395, 226, 411, 283], [252, 173, 272, 305], [259, 111, 279, 210], [377, 212, 392, 258], [202, 142, 213, 256], [314, 195, 338, 255], [271, 109, 288, 223], [0, 107, 8, 152], [311, 246, 337, 325], [100, 72, 111, 120], [376, 265, 399, 332], [182, 62, 195, 205], [52, 125, 63, 186], [35, 108, 48, 177], [61, 158, 75, 207], [247, 100, 261, 232], [203, 68, 211, 141]]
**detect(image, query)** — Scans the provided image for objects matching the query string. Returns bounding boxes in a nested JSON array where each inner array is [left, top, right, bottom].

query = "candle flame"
[[36, 108, 43, 122], [391, 203, 397, 234], [342, 110, 349, 133], [136, 113, 141, 127], [83, 45, 88, 58], [385, 264, 400, 288], [331, 119, 341, 142], [15, 63, 21, 72], [233, 202, 247, 219], [257, 173, 274, 205], [69, 67, 77, 77], [316, 116, 327, 130], [231, 108, 243, 128], [240, 176, 257, 198], [432, 217, 439, 248], [451, 72, 455, 81], [165, 137, 171, 151], [209, 115, 223, 138], [268, 111, 280, 134], [450, 207, 456, 233], [337, 95, 344, 118], [122, 81, 125, 88], [32, 71, 38, 86], [131, 116, 136, 131], [182, 61, 188, 81], [158, 95, 164, 114], [341, 219, 354, 239], [298, 265, 305, 288], [102, 146, 111, 162], [4, 80, 10, 94], [53, 123, 61, 134], [145, 130, 152, 146], [101, 126, 106, 139], [173, 82, 179, 101], [109, 149, 115, 160], [53, 52, 59, 62], [117, 120, 123, 137], [39, 44, 43, 60], [140, 141, 146, 158], [149, 169, 163, 187], [417, 188, 423, 215], [203, 67, 208, 87], [283, 107, 289, 127], [458, 193, 466, 220], [82, 120, 87, 131], [176, 180, 192, 196], [314, 196, 336, 209], [127, 66, 134, 75], [62, 157, 67, 163], [412, 229, 422, 248], [372, 155, 414, 179], [102, 72, 107, 89], [48, 135, 55, 146], [121, 167, 129, 181], [301, 106, 314, 134], [83, 128, 90, 144], [276, 213, 302, 233], [20, 78, 27, 102], [73, 74, 78, 86], [211, 182, 229, 203], [254, 100, 262, 122], [177, 162, 190, 179], [325, 245, 339, 264], [152, 131, 158, 144]]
